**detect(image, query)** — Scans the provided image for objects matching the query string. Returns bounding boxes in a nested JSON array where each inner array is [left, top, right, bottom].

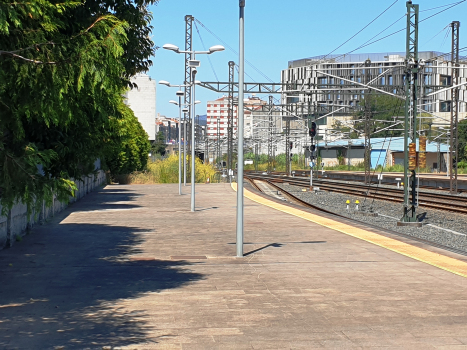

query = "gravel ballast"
[[272, 182, 467, 253]]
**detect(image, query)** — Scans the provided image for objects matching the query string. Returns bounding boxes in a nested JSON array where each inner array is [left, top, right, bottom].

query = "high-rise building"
[[124, 74, 156, 141], [206, 95, 267, 139]]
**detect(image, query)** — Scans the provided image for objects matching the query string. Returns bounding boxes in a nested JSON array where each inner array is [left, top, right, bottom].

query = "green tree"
[[0, 0, 156, 215], [104, 103, 151, 175], [152, 131, 167, 155], [458, 119, 467, 162], [353, 94, 405, 138]]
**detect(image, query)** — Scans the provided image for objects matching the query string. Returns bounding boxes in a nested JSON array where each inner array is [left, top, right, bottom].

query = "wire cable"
[[327, 0, 466, 64], [322, 0, 399, 60], [194, 21, 219, 81], [194, 18, 274, 83]]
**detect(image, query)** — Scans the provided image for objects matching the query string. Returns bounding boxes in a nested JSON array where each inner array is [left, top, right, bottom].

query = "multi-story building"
[[124, 74, 156, 141], [206, 95, 267, 139], [281, 51, 467, 136]]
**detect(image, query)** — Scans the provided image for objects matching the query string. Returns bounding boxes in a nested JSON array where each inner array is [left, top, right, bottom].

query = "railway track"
[[245, 172, 467, 215]]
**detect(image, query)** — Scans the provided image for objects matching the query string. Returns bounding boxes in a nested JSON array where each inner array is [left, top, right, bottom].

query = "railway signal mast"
[[400, 1, 420, 224]]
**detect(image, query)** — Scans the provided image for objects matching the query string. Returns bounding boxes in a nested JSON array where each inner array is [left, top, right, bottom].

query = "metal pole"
[[178, 96, 182, 195], [450, 21, 460, 194], [184, 15, 193, 186], [184, 112, 187, 186], [236, 0, 245, 257], [191, 70, 197, 212]]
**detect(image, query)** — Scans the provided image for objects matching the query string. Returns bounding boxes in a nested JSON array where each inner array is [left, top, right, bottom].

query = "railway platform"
[[1, 183, 467, 349]]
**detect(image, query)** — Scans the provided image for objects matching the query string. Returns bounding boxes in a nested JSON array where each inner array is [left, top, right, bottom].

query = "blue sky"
[[148, 0, 467, 119]]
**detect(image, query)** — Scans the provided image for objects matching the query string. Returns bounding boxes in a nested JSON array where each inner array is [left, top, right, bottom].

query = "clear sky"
[[148, 0, 466, 119]]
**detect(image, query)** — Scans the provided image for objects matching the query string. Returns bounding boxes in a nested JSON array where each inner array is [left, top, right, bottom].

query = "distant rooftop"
[[288, 51, 452, 68]]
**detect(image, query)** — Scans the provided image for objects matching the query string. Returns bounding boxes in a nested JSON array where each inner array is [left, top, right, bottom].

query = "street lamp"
[[166, 92, 201, 194], [160, 80, 199, 190], [163, 43, 224, 212]]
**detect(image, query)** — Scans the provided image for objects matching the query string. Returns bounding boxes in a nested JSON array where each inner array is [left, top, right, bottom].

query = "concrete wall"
[[0, 171, 106, 250]]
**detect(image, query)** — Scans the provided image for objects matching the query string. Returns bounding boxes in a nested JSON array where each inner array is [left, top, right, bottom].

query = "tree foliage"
[[0, 0, 156, 215], [152, 131, 167, 155]]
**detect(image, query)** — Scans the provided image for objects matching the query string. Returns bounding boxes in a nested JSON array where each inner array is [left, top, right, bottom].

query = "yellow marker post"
[[355, 200, 360, 211], [346, 200, 350, 211]]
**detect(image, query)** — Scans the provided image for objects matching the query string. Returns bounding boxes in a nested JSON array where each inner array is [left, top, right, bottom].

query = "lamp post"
[[237, 0, 245, 257], [163, 43, 224, 212], [161, 81, 201, 195], [167, 96, 201, 194]]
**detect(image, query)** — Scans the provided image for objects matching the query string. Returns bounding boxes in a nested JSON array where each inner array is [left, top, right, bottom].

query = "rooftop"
[[288, 51, 453, 69], [320, 137, 449, 152]]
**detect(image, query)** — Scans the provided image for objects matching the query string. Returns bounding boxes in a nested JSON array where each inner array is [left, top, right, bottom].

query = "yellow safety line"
[[232, 183, 467, 278]]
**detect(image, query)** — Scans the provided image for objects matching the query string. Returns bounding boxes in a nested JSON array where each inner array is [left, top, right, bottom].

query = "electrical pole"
[[236, 0, 245, 257], [217, 115, 220, 167], [268, 96, 274, 173], [285, 105, 291, 176], [401, 1, 419, 223], [228, 61, 235, 172], [184, 15, 193, 186], [364, 59, 372, 184], [450, 20, 460, 194]]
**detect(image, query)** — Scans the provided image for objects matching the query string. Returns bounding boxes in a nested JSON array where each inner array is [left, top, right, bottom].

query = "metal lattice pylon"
[[401, 1, 419, 223], [450, 21, 460, 194], [228, 61, 235, 171], [364, 59, 372, 184]]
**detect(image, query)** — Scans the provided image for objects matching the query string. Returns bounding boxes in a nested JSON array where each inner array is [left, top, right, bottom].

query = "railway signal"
[[309, 121, 317, 138]]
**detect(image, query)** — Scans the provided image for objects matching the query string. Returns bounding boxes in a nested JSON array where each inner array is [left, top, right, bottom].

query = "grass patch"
[[128, 154, 218, 184]]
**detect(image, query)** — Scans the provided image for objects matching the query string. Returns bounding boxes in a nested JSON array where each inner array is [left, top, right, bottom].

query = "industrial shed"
[[319, 137, 449, 171]]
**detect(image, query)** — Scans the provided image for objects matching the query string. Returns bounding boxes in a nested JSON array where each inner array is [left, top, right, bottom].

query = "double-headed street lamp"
[[168, 95, 201, 195], [159, 80, 201, 194], [163, 43, 224, 212]]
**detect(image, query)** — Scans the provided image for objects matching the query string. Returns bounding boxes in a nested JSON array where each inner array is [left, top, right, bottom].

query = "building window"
[[381, 77, 385, 85], [423, 100, 433, 112], [440, 75, 451, 86], [389, 75, 393, 85], [440, 101, 451, 112]]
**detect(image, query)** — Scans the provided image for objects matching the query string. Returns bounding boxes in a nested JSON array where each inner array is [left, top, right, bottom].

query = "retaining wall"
[[0, 171, 106, 250]]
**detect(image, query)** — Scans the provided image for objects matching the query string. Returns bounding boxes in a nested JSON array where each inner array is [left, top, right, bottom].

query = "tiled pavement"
[[1, 183, 467, 349]]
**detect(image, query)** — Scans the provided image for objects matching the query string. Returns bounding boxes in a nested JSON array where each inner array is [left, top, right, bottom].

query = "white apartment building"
[[281, 51, 467, 135], [124, 74, 156, 141], [206, 95, 267, 139]]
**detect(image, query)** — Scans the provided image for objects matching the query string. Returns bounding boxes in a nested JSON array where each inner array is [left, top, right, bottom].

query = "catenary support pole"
[[184, 112, 187, 186], [178, 95, 182, 195], [450, 21, 460, 194], [191, 69, 197, 212], [236, 0, 245, 257]]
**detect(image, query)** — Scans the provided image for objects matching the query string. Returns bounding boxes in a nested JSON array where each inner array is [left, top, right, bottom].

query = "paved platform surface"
[[1, 183, 467, 349]]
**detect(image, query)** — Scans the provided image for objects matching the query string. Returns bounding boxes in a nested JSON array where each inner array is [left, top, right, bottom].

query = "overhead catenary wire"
[[194, 18, 274, 83], [322, 0, 399, 61], [328, 0, 467, 64], [193, 21, 219, 81]]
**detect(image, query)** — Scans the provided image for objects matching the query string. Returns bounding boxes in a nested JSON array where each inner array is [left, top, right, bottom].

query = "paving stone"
[[1, 183, 467, 349]]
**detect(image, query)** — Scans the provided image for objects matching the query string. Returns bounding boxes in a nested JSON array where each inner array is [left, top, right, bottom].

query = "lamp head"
[[194, 100, 201, 104], [159, 80, 170, 86], [169, 100, 178, 105], [182, 107, 189, 113], [208, 45, 225, 54], [176, 90, 184, 96], [162, 44, 180, 53]]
